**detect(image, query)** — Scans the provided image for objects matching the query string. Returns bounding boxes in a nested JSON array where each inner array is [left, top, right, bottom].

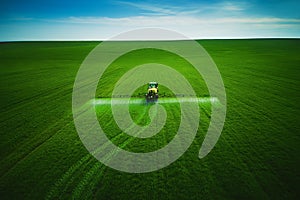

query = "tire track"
[[46, 107, 112, 199], [48, 99, 212, 199], [47, 104, 149, 199], [71, 105, 153, 199]]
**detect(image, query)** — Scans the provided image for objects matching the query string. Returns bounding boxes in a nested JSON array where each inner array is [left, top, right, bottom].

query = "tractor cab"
[[148, 82, 158, 89]]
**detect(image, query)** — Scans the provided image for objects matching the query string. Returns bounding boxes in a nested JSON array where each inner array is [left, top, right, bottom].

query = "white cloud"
[[116, 1, 178, 15], [58, 16, 300, 26], [217, 1, 249, 11], [28, 15, 297, 40], [2, 1, 299, 41], [115, 1, 250, 16]]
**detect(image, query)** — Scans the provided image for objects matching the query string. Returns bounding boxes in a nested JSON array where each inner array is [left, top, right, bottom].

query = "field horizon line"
[[1, 37, 299, 43]]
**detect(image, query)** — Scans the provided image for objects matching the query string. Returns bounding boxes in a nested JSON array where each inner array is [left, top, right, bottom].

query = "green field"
[[0, 40, 299, 199]]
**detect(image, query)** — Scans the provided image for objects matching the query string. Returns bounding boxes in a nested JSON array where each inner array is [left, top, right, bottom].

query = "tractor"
[[146, 82, 158, 102]]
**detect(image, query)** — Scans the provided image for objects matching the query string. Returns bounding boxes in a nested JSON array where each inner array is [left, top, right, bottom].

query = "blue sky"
[[1, 0, 299, 40]]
